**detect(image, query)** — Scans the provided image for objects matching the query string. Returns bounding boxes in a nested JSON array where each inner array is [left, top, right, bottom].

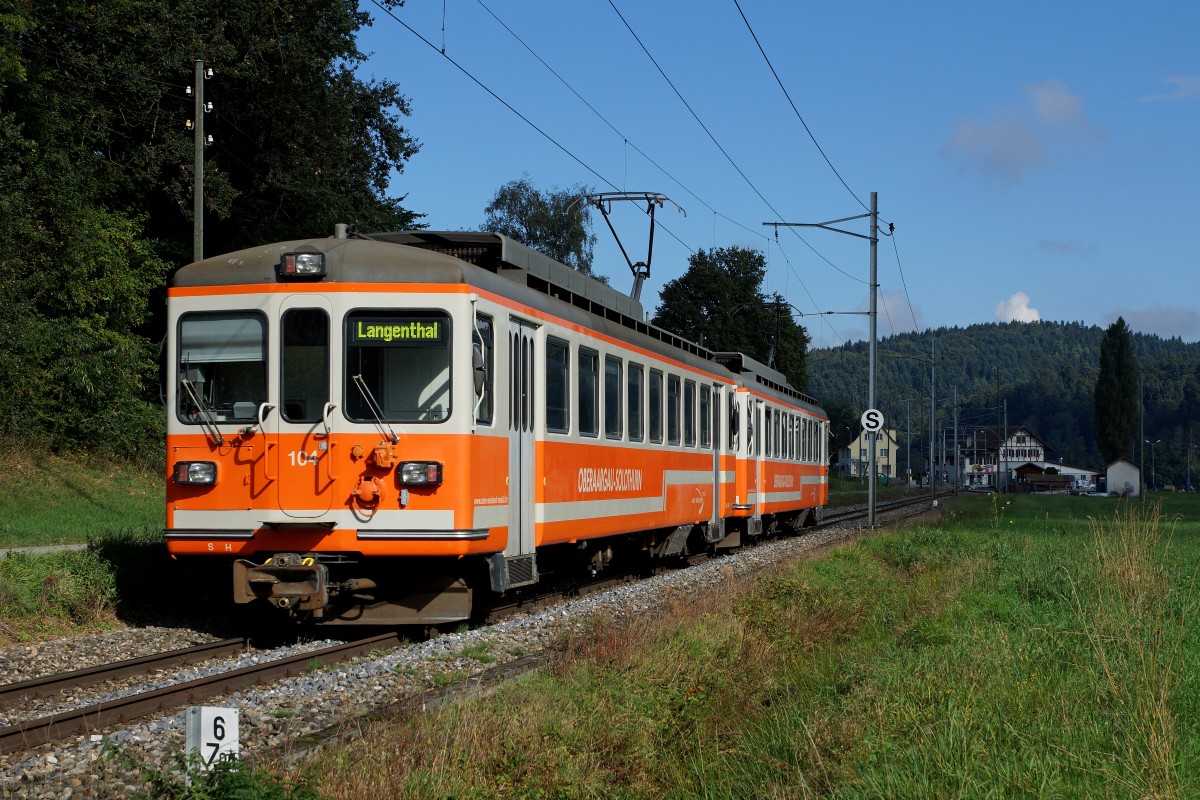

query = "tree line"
[[1, 5, 808, 464], [1, 0, 424, 462], [807, 318, 1200, 483], [6, 0, 1186, 486]]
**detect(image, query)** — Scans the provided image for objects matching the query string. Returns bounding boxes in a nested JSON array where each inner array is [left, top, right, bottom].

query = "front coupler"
[[233, 552, 328, 611]]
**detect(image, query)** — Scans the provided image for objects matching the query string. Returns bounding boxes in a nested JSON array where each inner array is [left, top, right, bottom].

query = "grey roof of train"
[[173, 229, 823, 413]]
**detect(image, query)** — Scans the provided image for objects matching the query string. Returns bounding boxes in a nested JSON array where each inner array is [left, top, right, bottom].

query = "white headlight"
[[173, 461, 217, 484], [399, 461, 443, 486]]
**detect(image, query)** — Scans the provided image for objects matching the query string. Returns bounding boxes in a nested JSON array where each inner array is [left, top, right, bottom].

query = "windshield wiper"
[[352, 375, 398, 444], [180, 361, 226, 446]]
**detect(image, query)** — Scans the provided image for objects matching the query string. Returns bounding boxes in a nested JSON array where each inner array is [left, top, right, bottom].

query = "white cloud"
[[1033, 238, 1097, 256], [878, 289, 923, 336], [1104, 305, 1199, 340], [1141, 75, 1200, 102], [995, 292, 1041, 323], [943, 80, 1103, 180], [943, 118, 1044, 181], [1025, 79, 1086, 127]]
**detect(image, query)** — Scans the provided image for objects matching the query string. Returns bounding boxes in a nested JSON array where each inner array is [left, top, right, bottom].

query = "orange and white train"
[[165, 229, 829, 625]]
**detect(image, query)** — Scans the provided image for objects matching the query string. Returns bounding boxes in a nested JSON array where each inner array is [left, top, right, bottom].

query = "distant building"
[[850, 428, 899, 479], [1105, 458, 1140, 497], [957, 426, 1099, 491]]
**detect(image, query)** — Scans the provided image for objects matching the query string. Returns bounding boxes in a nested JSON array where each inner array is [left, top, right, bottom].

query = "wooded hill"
[[805, 321, 1200, 482]]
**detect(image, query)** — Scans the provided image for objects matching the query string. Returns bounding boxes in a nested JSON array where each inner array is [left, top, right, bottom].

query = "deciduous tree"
[[652, 246, 810, 391], [482, 176, 597, 277], [0, 0, 422, 458]]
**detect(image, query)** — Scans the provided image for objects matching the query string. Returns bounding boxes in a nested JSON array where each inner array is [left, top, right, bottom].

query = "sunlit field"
[[286, 493, 1200, 799]]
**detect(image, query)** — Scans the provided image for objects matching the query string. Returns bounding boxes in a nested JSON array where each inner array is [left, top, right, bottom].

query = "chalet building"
[[849, 428, 899, 479], [957, 426, 1099, 491]]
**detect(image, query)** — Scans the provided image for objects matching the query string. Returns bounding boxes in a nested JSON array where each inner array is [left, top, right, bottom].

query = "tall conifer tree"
[[1094, 317, 1139, 462]]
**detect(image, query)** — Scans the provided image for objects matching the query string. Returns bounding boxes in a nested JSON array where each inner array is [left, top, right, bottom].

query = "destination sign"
[[350, 318, 447, 346]]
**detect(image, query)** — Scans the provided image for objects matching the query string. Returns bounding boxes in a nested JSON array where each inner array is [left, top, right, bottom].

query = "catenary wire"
[[605, 0, 866, 286], [472, 0, 851, 336], [366, 0, 697, 257]]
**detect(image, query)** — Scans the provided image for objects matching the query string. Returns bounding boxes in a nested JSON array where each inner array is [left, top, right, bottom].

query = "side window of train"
[[777, 410, 787, 460], [700, 385, 711, 449], [473, 314, 493, 426], [746, 400, 755, 456], [683, 380, 696, 447], [604, 355, 622, 440], [178, 311, 267, 424], [628, 363, 644, 442], [667, 375, 681, 446], [545, 337, 569, 433], [648, 369, 663, 444], [578, 347, 599, 437], [765, 407, 773, 457], [281, 308, 328, 423], [729, 395, 739, 452]]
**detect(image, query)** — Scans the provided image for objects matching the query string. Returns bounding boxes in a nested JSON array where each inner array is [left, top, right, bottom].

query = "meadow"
[[0, 448, 171, 638], [283, 493, 1200, 799], [0, 447, 163, 548]]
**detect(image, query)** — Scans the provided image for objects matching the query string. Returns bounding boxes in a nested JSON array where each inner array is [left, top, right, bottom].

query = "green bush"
[[109, 746, 326, 800], [0, 548, 116, 622]]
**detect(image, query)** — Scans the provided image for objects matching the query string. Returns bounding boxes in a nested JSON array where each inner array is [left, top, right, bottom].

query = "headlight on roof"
[[278, 251, 326, 279], [173, 461, 217, 485]]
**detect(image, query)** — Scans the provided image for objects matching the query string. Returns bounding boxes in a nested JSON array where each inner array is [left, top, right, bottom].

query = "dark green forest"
[[0, 0, 420, 462], [4, 1, 1198, 491], [806, 321, 1200, 485]]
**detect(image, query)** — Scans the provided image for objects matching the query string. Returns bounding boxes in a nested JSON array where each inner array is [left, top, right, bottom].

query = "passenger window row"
[[545, 336, 719, 450]]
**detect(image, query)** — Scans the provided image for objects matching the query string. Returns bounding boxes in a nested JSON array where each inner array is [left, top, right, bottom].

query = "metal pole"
[[193, 59, 204, 263], [953, 387, 959, 495], [906, 402, 912, 487], [868, 192, 878, 527], [930, 337, 936, 511]]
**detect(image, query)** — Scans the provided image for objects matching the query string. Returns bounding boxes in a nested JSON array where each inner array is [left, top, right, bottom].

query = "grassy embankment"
[[0, 447, 167, 640], [283, 494, 1200, 799]]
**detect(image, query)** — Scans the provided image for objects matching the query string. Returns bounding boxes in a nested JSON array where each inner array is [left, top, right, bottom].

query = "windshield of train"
[[177, 312, 267, 423], [346, 310, 452, 422]]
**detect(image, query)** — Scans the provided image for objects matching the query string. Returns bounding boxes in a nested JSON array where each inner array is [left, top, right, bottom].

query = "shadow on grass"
[[88, 529, 239, 631]]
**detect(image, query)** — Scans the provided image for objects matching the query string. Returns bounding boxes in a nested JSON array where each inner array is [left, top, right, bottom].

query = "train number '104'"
[[288, 450, 321, 466]]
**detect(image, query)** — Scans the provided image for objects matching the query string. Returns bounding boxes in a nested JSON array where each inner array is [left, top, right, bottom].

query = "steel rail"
[[0, 638, 248, 710], [0, 632, 403, 755]]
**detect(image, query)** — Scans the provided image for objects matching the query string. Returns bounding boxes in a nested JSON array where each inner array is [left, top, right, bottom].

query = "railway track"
[[484, 492, 945, 623], [0, 638, 248, 710], [2, 493, 949, 758], [0, 632, 403, 755]]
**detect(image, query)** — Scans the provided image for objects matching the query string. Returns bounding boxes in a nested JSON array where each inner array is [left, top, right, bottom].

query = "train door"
[[504, 318, 539, 586], [710, 384, 722, 535], [274, 297, 335, 518], [751, 399, 763, 533]]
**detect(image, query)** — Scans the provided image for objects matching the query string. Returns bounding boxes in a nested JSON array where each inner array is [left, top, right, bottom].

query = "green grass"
[[0, 446, 164, 546], [290, 494, 1200, 799]]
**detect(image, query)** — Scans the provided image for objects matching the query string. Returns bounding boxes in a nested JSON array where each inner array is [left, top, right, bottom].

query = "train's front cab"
[[164, 230, 507, 624]]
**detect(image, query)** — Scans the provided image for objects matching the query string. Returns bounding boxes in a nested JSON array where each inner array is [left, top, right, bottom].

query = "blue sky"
[[355, 1, 1200, 348]]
